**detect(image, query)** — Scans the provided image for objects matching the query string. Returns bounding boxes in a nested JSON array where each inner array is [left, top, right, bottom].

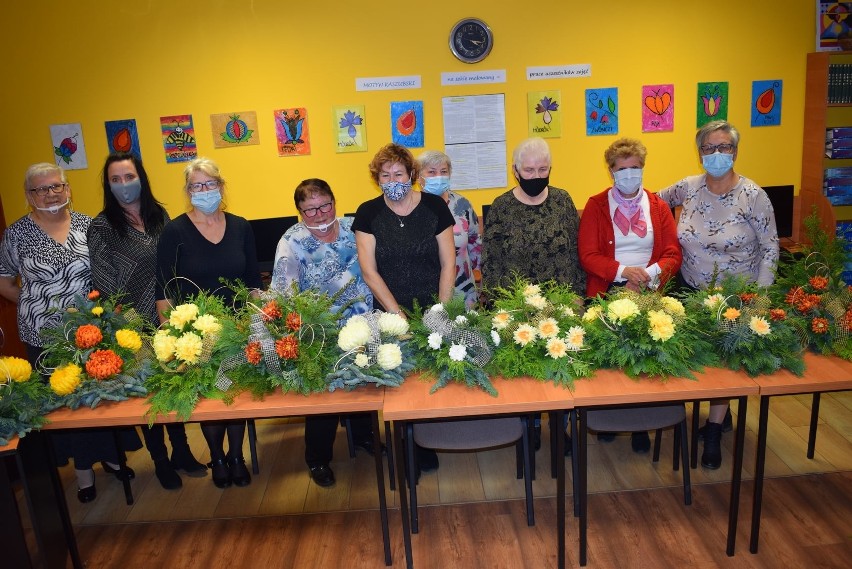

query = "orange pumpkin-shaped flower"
[[245, 342, 262, 365], [87, 290, 101, 300], [275, 335, 299, 360], [85, 349, 124, 380], [286, 311, 302, 331], [811, 317, 830, 334], [738, 292, 757, 304], [261, 300, 282, 322], [75, 324, 103, 349], [769, 308, 787, 321], [808, 276, 829, 291], [784, 287, 802, 306]]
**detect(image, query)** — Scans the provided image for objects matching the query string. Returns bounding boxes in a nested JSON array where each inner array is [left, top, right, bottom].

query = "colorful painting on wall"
[[585, 88, 618, 136], [210, 111, 259, 148], [751, 80, 782, 127], [334, 105, 367, 153], [273, 108, 311, 157], [391, 101, 424, 148], [642, 84, 674, 132], [528, 91, 561, 138], [818, 1, 852, 51], [160, 114, 197, 163], [696, 82, 728, 127], [49, 123, 88, 170], [105, 119, 141, 158]]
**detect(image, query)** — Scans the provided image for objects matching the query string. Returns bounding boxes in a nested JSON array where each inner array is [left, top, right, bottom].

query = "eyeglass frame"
[[28, 183, 69, 197], [187, 180, 222, 193], [699, 143, 736, 155], [300, 201, 334, 218]]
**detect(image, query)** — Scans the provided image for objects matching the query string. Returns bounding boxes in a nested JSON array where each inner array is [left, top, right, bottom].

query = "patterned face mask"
[[381, 180, 412, 201]]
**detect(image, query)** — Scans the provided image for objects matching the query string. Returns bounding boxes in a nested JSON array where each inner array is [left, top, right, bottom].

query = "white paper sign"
[[356, 75, 421, 91], [442, 94, 507, 190], [526, 64, 592, 80], [441, 70, 507, 86]]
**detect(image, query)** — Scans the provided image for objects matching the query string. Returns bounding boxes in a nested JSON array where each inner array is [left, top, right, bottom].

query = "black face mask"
[[515, 168, 549, 197]]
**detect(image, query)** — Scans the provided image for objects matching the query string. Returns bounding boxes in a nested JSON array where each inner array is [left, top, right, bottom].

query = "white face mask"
[[34, 198, 70, 214], [612, 168, 643, 195], [304, 217, 338, 233]]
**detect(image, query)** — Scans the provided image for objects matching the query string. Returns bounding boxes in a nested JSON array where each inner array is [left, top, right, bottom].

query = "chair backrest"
[[414, 418, 523, 451], [585, 404, 685, 432]]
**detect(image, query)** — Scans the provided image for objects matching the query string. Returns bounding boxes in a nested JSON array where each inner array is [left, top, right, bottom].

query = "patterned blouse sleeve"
[[271, 233, 301, 293], [657, 178, 688, 208], [0, 227, 19, 277], [481, 198, 506, 290], [87, 221, 120, 297], [751, 189, 780, 287]]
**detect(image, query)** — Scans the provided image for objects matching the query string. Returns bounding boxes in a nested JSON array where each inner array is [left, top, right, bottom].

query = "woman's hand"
[[622, 266, 651, 288]]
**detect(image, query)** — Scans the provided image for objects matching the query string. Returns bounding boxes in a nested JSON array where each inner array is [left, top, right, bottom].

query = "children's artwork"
[[105, 119, 141, 158], [528, 91, 561, 138], [642, 84, 674, 133], [160, 114, 197, 163], [49, 123, 88, 170], [273, 108, 311, 157], [696, 82, 728, 127], [210, 111, 259, 148], [585, 88, 618, 136], [391, 101, 424, 147], [750, 80, 783, 127], [818, 1, 852, 50], [334, 105, 367, 153]]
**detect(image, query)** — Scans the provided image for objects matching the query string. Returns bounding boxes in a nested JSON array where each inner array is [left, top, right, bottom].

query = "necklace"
[[389, 195, 416, 227]]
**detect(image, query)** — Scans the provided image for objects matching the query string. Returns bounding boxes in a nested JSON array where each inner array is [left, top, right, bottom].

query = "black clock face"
[[450, 19, 493, 63]]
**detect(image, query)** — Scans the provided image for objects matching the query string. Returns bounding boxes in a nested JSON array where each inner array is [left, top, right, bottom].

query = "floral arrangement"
[[409, 297, 498, 395], [0, 355, 51, 445], [770, 214, 852, 360], [583, 289, 717, 379], [684, 275, 805, 376], [144, 291, 231, 421], [216, 283, 340, 395], [325, 310, 414, 391], [39, 290, 150, 410], [486, 278, 593, 388]]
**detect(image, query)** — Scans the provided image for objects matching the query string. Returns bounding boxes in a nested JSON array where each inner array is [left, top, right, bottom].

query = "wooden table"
[[24, 388, 393, 568], [571, 368, 760, 566], [382, 376, 575, 569], [748, 352, 852, 553]]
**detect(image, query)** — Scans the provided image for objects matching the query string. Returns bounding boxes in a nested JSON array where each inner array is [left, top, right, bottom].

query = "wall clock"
[[449, 18, 493, 64]]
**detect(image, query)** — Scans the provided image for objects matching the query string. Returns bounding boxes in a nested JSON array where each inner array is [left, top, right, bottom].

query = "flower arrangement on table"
[[38, 290, 151, 410], [583, 289, 717, 379], [770, 214, 852, 360], [683, 275, 805, 377], [0, 355, 51, 445], [216, 283, 340, 396], [409, 297, 498, 395], [325, 310, 415, 391], [486, 278, 593, 388]]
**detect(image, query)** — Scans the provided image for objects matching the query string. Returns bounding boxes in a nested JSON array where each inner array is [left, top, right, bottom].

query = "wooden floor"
[[16, 392, 852, 567]]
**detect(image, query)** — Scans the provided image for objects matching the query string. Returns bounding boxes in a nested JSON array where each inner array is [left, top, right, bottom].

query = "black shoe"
[[416, 446, 439, 472], [564, 433, 573, 457], [101, 461, 135, 481], [596, 432, 616, 443], [77, 484, 96, 503], [154, 459, 182, 490], [228, 456, 251, 487], [697, 409, 733, 440], [533, 425, 542, 451], [209, 458, 232, 488], [309, 464, 336, 487], [171, 450, 208, 477], [354, 438, 387, 456], [631, 432, 651, 454], [701, 422, 723, 470]]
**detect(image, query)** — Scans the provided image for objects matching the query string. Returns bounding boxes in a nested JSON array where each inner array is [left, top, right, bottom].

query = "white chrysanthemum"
[[523, 284, 541, 296], [192, 314, 222, 337], [376, 343, 403, 370], [513, 324, 537, 346], [607, 298, 640, 323], [582, 306, 603, 322], [378, 312, 409, 336], [347, 315, 368, 327], [703, 294, 725, 310], [492, 310, 512, 330], [169, 303, 199, 329], [490, 330, 501, 346], [354, 353, 370, 368], [561, 305, 576, 318], [660, 296, 686, 316], [546, 337, 568, 359], [338, 319, 372, 351], [566, 326, 585, 350], [448, 343, 467, 362], [466, 309, 478, 317], [153, 330, 177, 362], [749, 316, 771, 336], [537, 317, 560, 338], [454, 314, 468, 325], [427, 332, 443, 350], [525, 294, 547, 310], [430, 303, 445, 313]]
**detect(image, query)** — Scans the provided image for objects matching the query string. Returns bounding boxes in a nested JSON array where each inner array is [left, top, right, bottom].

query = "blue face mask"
[[421, 176, 451, 196], [702, 152, 734, 178], [191, 189, 222, 214], [381, 180, 412, 201]]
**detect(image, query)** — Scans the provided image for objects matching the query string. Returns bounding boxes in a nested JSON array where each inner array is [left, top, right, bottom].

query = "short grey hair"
[[512, 137, 551, 167], [417, 150, 452, 175], [695, 120, 740, 151], [24, 162, 66, 191]]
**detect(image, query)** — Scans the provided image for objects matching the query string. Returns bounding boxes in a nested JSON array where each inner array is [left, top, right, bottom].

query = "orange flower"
[[261, 300, 282, 322], [723, 307, 741, 321], [75, 324, 103, 349], [275, 335, 299, 360], [245, 342, 262, 365], [840, 309, 852, 332], [85, 349, 123, 379], [784, 287, 803, 306], [87, 290, 100, 300], [811, 317, 830, 334], [809, 276, 829, 291], [769, 308, 787, 321], [286, 311, 302, 331], [739, 292, 757, 304]]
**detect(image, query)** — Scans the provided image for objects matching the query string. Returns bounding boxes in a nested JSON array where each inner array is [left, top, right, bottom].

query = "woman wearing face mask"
[[417, 150, 482, 308], [577, 138, 682, 454], [156, 157, 262, 489], [88, 152, 207, 491], [658, 120, 779, 470]]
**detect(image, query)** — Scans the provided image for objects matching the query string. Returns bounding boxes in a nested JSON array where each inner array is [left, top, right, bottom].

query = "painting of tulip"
[[696, 82, 728, 127]]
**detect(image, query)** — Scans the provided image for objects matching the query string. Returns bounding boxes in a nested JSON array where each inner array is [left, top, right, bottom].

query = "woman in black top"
[[89, 152, 207, 491], [156, 157, 262, 489]]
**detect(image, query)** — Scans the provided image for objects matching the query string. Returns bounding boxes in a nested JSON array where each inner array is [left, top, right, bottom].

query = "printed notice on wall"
[[442, 94, 507, 190]]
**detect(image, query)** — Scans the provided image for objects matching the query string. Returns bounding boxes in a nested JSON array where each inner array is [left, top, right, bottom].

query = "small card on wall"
[[49, 123, 88, 170], [391, 101, 424, 148], [105, 119, 141, 158], [696, 82, 728, 127], [160, 114, 197, 163], [751, 80, 782, 127], [585, 88, 618, 136], [642, 84, 674, 133], [528, 91, 561, 138], [273, 108, 311, 157], [210, 111, 259, 148], [334, 105, 367, 153]]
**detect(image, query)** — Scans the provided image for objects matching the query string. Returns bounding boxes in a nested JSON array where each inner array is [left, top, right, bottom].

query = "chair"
[[405, 416, 534, 533]]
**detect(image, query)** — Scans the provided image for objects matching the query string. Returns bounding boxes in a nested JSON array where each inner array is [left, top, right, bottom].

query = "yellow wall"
[[0, 0, 814, 223]]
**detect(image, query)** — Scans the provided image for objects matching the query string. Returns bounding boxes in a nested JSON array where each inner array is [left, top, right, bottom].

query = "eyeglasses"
[[699, 143, 735, 155], [301, 202, 333, 218], [188, 180, 221, 193], [28, 183, 68, 197]]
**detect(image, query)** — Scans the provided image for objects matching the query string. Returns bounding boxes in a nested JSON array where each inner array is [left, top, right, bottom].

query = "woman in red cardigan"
[[578, 138, 682, 453]]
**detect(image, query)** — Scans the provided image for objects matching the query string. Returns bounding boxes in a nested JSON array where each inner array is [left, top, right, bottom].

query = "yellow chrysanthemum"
[[169, 303, 199, 329], [660, 296, 685, 316], [749, 316, 771, 336], [647, 310, 675, 342], [492, 310, 513, 330], [49, 364, 82, 396], [513, 324, 537, 346], [91, 306, 104, 316], [723, 307, 741, 321], [115, 329, 142, 352], [192, 314, 222, 337], [582, 305, 602, 322], [607, 298, 640, 323], [0, 356, 32, 383], [174, 332, 204, 364], [546, 337, 568, 359], [153, 330, 177, 362], [537, 318, 560, 338]]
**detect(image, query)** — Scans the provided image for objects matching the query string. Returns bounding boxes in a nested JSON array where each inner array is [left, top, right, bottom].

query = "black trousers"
[[304, 413, 371, 468]]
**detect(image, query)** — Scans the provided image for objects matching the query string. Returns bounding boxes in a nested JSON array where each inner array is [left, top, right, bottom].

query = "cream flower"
[[749, 316, 771, 336], [192, 314, 222, 337], [546, 337, 568, 359], [647, 310, 675, 342], [174, 332, 204, 364], [448, 344, 467, 362], [703, 294, 724, 310], [430, 303, 445, 313], [582, 306, 603, 322], [376, 343, 403, 370], [490, 330, 501, 347], [427, 332, 443, 350], [153, 330, 177, 362], [607, 298, 640, 323], [561, 305, 576, 318], [454, 314, 468, 325], [566, 326, 585, 350], [513, 324, 537, 346], [660, 296, 685, 316], [523, 283, 541, 296], [115, 329, 142, 352], [525, 294, 547, 310], [354, 353, 370, 368], [169, 303, 199, 329], [466, 309, 479, 317], [347, 315, 368, 327], [537, 317, 560, 338], [492, 310, 513, 330], [378, 312, 409, 336], [338, 319, 372, 351]]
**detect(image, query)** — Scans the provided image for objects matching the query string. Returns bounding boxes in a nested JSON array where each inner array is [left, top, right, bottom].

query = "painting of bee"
[[160, 114, 197, 162]]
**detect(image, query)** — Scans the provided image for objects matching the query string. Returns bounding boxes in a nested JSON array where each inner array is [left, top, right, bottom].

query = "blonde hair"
[[604, 138, 647, 169], [182, 157, 227, 211], [417, 150, 452, 175], [512, 137, 551, 167], [23, 162, 66, 191]]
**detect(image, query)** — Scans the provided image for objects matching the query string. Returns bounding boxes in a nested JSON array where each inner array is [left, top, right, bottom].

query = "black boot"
[[697, 408, 733, 440], [701, 421, 723, 469]]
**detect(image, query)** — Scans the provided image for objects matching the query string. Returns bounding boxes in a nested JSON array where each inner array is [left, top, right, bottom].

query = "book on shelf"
[[828, 63, 852, 104]]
